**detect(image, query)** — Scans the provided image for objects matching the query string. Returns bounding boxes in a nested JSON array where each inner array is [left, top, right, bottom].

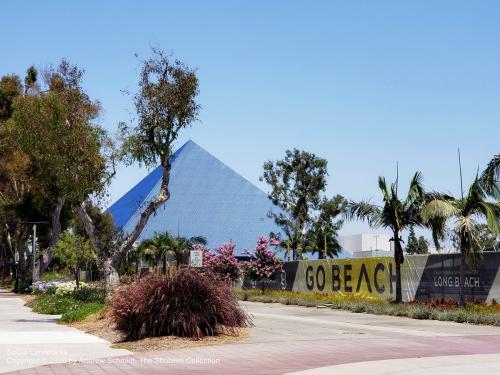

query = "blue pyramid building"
[[108, 140, 282, 255]]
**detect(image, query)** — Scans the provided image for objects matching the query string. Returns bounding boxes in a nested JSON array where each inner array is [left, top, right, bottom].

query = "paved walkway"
[[287, 354, 500, 374], [0, 289, 130, 373], [3, 296, 500, 374]]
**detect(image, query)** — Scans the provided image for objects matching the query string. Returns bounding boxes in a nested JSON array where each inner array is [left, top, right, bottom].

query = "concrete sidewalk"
[[4, 300, 500, 374], [0, 289, 130, 373], [287, 354, 500, 374]]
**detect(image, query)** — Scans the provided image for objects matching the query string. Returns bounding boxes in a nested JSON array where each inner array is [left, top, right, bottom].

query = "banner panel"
[[242, 252, 500, 303], [243, 258, 395, 300], [413, 253, 500, 302]]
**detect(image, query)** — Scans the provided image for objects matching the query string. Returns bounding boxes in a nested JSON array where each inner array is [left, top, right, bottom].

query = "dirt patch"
[[68, 309, 248, 352], [20, 294, 36, 305]]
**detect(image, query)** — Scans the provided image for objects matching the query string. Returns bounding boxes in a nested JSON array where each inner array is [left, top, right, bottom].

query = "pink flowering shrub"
[[202, 242, 242, 283], [243, 236, 282, 292]]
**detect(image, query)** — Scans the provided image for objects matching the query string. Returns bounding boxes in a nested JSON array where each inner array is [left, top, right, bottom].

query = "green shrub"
[[72, 286, 107, 303], [60, 303, 104, 323], [27, 293, 105, 323], [408, 307, 431, 320], [40, 272, 72, 281], [28, 294, 81, 315]]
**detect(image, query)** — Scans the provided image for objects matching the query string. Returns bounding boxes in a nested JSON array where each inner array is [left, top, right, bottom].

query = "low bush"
[[0, 275, 13, 287], [72, 286, 107, 303], [28, 294, 83, 315], [60, 302, 104, 323], [112, 268, 251, 341], [27, 293, 104, 322], [30, 280, 86, 295], [40, 272, 72, 282]]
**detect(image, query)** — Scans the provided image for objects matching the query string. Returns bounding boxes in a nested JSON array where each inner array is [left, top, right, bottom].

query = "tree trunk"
[[14, 225, 27, 292], [393, 231, 404, 304], [15, 225, 27, 275], [76, 158, 172, 289], [104, 258, 120, 287], [75, 266, 80, 288], [322, 235, 327, 259], [113, 159, 172, 272], [459, 239, 466, 307], [162, 253, 167, 275], [2, 227, 14, 277], [39, 197, 65, 274]]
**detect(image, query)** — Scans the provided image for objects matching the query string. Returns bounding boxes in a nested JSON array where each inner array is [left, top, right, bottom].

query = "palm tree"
[[305, 225, 342, 259], [165, 235, 207, 269], [346, 172, 425, 303], [136, 235, 165, 272], [423, 178, 499, 306], [136, 233, 207, 273]]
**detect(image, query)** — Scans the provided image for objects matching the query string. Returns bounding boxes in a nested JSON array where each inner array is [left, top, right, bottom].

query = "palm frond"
[[345, 200, 382, 228], [378, 176, 390, 202], [404, 171, 424, 206], [478, 202, 500, 236], [480, 154, 500, 198], [422, 199, 458, 223], [428, 216, 447, 250], [189, 236, 207, 245]]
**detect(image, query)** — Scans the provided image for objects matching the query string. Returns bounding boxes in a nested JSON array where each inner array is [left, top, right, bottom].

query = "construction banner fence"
[[242, 252, 500, 303]]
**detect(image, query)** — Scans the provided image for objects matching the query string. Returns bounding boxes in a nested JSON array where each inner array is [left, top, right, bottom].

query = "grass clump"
[[112, 269, 251, 341]]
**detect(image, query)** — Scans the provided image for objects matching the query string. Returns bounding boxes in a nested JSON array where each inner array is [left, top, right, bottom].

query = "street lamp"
[[14, 249, 19, 293], [23, 221, 48, 283]]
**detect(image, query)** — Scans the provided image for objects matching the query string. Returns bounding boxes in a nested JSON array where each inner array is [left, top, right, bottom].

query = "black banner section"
[[414, 253, 500, 302], [242, 261, 299, 291]]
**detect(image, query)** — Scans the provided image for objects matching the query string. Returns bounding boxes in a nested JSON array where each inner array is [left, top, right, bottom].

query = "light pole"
[[14, 249, 19, 293], [32, 224, 37, 283], [23, 221, 48, 283]]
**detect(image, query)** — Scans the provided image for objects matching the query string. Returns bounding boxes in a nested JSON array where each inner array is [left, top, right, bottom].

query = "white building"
[[339, 234, 393, 257]]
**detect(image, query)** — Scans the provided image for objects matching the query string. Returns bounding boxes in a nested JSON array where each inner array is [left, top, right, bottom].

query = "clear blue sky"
[[3, 1, 499, 240]]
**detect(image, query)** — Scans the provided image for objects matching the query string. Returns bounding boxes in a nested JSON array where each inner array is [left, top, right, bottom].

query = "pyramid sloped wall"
[[108, 140, 282, 255]]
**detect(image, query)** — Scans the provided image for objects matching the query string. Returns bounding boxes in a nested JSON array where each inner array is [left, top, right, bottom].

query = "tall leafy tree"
[[262, 149, 330, 260], [54, 230, 96, 286], [423, 178, 500, 306], [405, 226, 429, 255], [0, 68, 42, 281], [77, 48, 200, 286], [0, 75, 22, 122], [346, 172, 425, 303], [305, 195, 347, 258], [7, 61, 106, 273]]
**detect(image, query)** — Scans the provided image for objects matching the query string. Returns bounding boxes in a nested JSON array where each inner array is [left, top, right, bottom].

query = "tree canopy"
[[76, 48, 201, 286], [405, 226, 429, 255], [262, 149, 345, 259]]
